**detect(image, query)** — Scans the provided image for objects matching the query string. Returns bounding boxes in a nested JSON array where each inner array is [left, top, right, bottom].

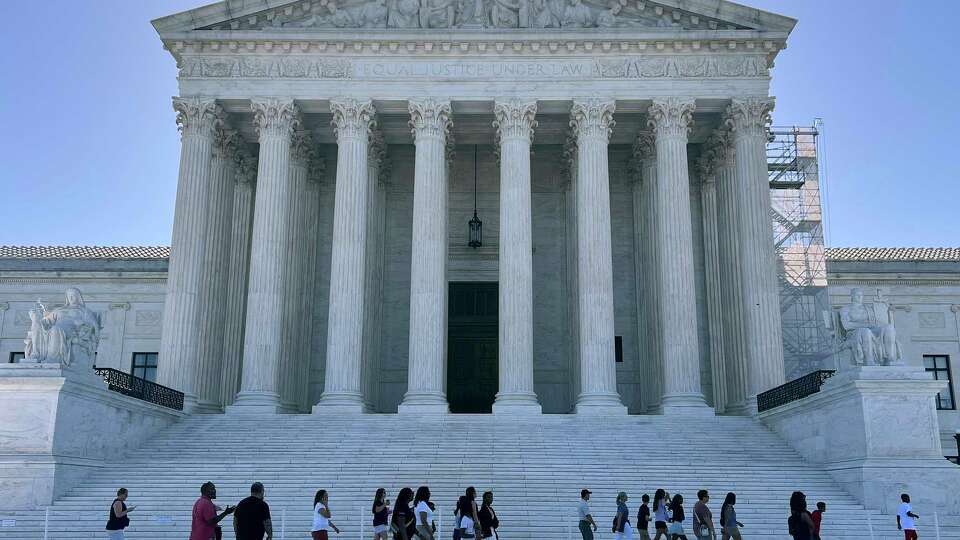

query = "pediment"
[[154, 0, 795, 34]]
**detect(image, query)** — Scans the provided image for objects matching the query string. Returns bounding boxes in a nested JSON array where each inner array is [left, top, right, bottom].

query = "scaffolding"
[[768, 126, 833, 378]]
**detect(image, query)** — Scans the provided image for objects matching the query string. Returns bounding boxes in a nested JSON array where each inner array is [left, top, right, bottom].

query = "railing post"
[[866, 511, 875, 540], [935, 511, 942, 540], [43, 507, 49, 540], [360, 505, 365, 540], [280, 507, 286, 540]]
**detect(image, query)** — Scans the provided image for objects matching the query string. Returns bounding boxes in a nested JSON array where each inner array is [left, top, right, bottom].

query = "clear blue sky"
[[0, 1, 957, 247]]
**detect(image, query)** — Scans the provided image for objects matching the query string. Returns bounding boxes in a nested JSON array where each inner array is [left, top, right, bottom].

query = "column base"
[[313, 392, 367, 414], [492, 393, 542, 415], [575, 392, 628, 415], [723, 399, 753, 417], [224, 391, 283, 414], [398, 392, 449, 415], [660, 393, 714, 416], [191, 398, 223, 414]]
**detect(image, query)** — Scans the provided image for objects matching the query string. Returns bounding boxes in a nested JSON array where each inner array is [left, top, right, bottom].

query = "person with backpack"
[[455, 487, 482, 539], [693, 490, 715, 540], [787, 492, 814, 540], [637, 494, 652, 540], [106, 487, 135, 539], [719, 493, 743, 540], [392, 488, 416, 540], [613, 491, 634, 540], [372, 488, 391, 540]]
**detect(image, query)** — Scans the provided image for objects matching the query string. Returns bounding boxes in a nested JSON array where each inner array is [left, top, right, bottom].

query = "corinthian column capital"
[[251, 98, 301, 140], [647, 98, 695, 139], [213, 127, 242, 160], [632, 131, 656, 162], [408, 98, 453, 142], [569, 98, 616, 142], [493, 99, 538, 144], [173, 97, 224, 138], [330, 98, 377, 142], [290, 129, 315, 165], [698, 129, 733, 178], [724, 97, 774, 137]]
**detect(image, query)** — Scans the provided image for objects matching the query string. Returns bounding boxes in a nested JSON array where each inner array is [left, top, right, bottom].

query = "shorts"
[[655, 521, 668, 531], [312, 531, 329, 540], [374, 524, 389, 534], [904, 530, 918, 540], [107, 532, 125, 540]]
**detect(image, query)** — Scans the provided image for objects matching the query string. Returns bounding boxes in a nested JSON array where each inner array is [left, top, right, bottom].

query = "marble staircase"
[[2, 414, 958, 539]]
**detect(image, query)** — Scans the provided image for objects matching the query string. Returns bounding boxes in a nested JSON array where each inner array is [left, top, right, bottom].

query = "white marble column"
[[317, 98, 376, 413], [220, 149, 257, 407], [230, 98, 300, 413], [491, 98, 542, 414], [725, 98, 786, 406], [633, 132, 663, 413], [296, 157, 324, 411], [647, 98, 710, 413], [362, 132, 388, 412], [399, 98, 452, 414], [561, 138, 581, 411], [193, 126, 240, 413], [697, 147, 727, 413], [569, 98, 627, 415], [158, 97, 223, 411]]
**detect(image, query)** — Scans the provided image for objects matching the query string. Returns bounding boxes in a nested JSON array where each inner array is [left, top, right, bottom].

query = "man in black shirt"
[[234, 482, 273, 540], [637, 494, 652, 540]]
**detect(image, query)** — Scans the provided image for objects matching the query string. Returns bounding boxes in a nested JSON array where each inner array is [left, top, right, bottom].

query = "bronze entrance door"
[[447, 282, 498, 413]]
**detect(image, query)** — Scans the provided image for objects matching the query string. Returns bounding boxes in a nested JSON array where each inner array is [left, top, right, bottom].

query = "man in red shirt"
[[191, 482, 235, 540], [810, 501, 826, 540]]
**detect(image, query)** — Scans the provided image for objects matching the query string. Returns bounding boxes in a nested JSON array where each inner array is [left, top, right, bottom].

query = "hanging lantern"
[[468, 145, 482, 248]]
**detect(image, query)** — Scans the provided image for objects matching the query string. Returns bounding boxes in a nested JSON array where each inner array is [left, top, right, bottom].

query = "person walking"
[[373, 488, 391, 540], [613, 492, 634, 540], [719, 493, 743, 540], [105, 488, 135, 540], [897, 493, 920, 540], [810, 502, 825, 540], [693, 490, 715, 540], [190, 482, 235, 540], [456, 487, 482, 539], [478, 491, 499, 540], [312, 489, 341, 539], [414, 486, 436, 540], [652, 489, 670, 540], [787, 492, 814, 540], [637, 494, 652, 540], [668, 494, 687, 540], [234, 482, 273, 540], [392, 488, 416, 540], [578, 489, 598, 540]]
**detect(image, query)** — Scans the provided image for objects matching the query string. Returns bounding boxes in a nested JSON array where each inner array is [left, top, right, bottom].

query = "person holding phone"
[[106, 487, 135, 540], [312, 489, 341, 539], [372, 488, 391, 540], [190, 482, 235, 540]]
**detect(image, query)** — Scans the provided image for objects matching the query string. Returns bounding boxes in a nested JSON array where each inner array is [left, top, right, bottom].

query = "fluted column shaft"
[[698, 158, 727, 413], [362, 136, 387, 412], [634, 132, 663, 413], [231, 98, 300, 413], [193, 127, 239, 413], [220, 151, 257, 407], [562, 139, 581, 411], [569, 99, 627, 415], [491, 99, 542, 414], [297, 158, 324, 410], [158, 97, 222, 411], [726, 98, 786, 405], [317, 99, 376, 413], [399, 99, 453, 414], [648, 98, 709, 412]]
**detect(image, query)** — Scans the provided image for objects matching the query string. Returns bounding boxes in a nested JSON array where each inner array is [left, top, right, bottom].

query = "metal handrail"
[[757, 369, 836, 413], [92, 366, 184, 411]]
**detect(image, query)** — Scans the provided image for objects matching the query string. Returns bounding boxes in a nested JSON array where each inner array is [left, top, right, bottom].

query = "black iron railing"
[[93, 366, 184, 411], [757, 370, 836, 413]]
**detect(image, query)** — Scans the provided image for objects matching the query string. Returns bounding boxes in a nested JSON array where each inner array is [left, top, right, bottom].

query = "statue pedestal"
[[0, 363, 183, 509], [759, 366, 960, 514]]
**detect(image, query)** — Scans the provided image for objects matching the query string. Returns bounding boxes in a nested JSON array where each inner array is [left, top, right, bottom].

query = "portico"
[[151, 0, 795, 415]]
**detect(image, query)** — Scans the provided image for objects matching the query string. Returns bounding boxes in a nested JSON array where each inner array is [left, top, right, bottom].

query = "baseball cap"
[[581, 489, 592, 497]]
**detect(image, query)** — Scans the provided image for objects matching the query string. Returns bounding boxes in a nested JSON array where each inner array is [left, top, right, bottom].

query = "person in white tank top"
[[311, 490, 340, 540]]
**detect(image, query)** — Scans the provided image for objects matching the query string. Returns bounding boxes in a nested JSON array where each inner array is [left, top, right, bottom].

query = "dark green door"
[[447, 282, 498, 413]]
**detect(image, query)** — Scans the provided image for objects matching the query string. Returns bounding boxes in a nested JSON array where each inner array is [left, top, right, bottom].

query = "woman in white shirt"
[[312, 489, 341, 540], [414, 486, 435, 540]]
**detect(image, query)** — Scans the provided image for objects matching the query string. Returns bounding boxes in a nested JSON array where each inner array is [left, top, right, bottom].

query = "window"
[[8, 352, 24, 363], [131, 352, 159, 382], [615, 336, 623, 363], [924, 355, 955, 410]]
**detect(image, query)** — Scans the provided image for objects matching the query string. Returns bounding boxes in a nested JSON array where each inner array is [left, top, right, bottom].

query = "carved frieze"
[[135, 310, 162, 327]]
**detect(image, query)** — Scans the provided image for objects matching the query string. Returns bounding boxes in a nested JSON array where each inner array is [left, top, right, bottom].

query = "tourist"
[[693, 490, 715, 540], [105, 487, 135, 539], [455, 486, 482, 539], [190, 482, 235, 540], [668, 494, 687, 540], [578, 488, 598, 540], [478, 491, 499, 540], [312, 489, 341, 539], [414, 486, 436, 540], [652, 489, 669, 540], [373, 488, 391, 540], [234, 482, 273, 540], [637, 494, 652, 540], [897, 493, 920, 540], [719, 493, 743, 540], [392, 487, 416, 540], [810, 502, 825, 540], [613, 491, 633, 540], [787, 491, 814, 540]]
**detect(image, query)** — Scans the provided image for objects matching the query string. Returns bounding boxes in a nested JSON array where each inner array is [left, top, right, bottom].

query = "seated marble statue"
[[23, 287, 101, 367], [837, 288, 902, 366], [561, 0, 594, 27]]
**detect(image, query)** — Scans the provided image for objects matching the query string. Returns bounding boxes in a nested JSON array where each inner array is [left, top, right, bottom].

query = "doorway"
[[447, 282, 498, 413]]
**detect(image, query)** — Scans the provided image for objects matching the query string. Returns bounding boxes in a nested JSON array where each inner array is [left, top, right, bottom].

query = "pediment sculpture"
[[826, 288, 903, 368], [21, 288, 102, 368], [212, 0, 704, 30]]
